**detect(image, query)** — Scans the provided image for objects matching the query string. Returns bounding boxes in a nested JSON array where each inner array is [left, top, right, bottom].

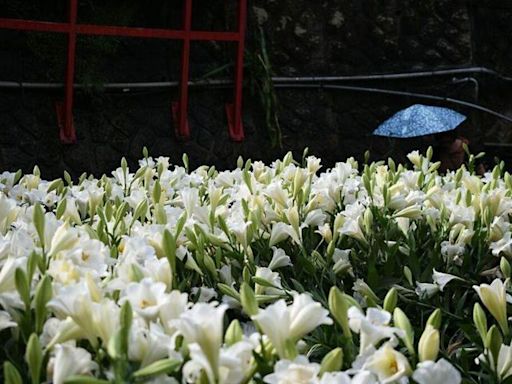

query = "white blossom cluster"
[[0, 150, 511, 383]]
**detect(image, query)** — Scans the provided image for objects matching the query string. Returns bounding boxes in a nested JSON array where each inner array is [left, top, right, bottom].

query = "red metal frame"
[[0, 0, 246, 143]]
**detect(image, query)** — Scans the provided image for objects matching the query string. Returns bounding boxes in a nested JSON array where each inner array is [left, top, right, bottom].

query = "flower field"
[[1, 148, 512, 383]]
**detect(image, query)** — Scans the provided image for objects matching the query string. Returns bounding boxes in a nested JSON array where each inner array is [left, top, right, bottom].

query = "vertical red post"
[[226, 0, 246, 141], [57, 0, 78, 144], [172, 0, 192, 140]]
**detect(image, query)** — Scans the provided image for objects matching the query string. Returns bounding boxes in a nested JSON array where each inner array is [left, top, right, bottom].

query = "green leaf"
[[119, 301, 133, 357], [152, 180, 162, 204], [33, 203, 45, 247], [63, 170, 72, 186], [182, 153, 189, 173], [46, 178, 63, 194], [3, 361, 22, 384], [240, 282, 259, 316], [132, 359, 181, 378], [64, 375, 110, 384], [217, 283, 240, 301], [14, 268, 30, 309], [56, 199, 67, 220], [252, 276, 279, 288], [163, 229, 177, 274], [107, 330, 122, 360], [34, 275, 52, 333], [25, 333, 43, 384]]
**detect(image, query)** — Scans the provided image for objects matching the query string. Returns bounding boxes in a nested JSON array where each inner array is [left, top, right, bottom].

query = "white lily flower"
[[263, 355, 320, 384], [268, 247, 292, 270], [0, 194, 18, 235], [120, 278, 169, 320], [491, 232, 512, 257], [0, 310, 16, 331], [332, 248, 352, 275], [176, 302, 227, 379], [415, 282, 440, 299], [350, 371, 378, 384], [191, 286, 218, 302], [91, 299, 120, 345], [412, 359, 461, 384], [42, 317, 84, 349], [0, 256, 26, 293], [269, 222, 300, 246], [432, 269, 462, 291], [47, 221, 79, 257], [61, 198, 82, 224], [252, 293, 332, 358], [128, 320, 176, 367], [159, 290, 189, 334], [51, 344, 97, 384], [496, 343, 512, 380], [318, 372, 352, 384], [473, 279, 509, 334], [304, 209, 327, 228], [362, 342, 411, 384], [348, 307, 403, 354], [218, 340, 256, 384], [440, 241, 465, 265], [315, 223, 332, 243], [255, 267, 282, 296]]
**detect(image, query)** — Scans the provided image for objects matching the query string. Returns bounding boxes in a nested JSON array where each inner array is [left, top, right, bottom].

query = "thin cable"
[[273, 83, 512, 124]]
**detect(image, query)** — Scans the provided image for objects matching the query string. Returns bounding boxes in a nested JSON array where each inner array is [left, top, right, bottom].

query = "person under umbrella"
[[373, 104, 480, 173]]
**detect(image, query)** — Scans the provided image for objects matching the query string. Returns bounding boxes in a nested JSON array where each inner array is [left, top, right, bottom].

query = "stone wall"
[[0, 1, 511, 178]]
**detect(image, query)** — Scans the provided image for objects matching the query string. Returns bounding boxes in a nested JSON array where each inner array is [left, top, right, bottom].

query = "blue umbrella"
[[373, 104, 466, 138]]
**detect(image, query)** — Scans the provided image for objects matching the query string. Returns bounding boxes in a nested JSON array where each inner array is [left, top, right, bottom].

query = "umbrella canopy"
[[373, 104, 466, 138]]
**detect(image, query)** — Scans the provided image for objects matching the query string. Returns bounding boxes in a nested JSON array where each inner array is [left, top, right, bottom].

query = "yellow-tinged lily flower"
[[473, 279, 509, 335]]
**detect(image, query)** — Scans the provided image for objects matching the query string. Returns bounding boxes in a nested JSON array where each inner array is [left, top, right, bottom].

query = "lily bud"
[[418, 325, 439, 362], [427, 308, 442, 329], [383, 287, 398, 313], [132, 359, 181, 379], [33, 203, 45, 248], [473, 303, 488, 344], [363, 208, 373, 233], [319, 347, 343, 374], [393, 308, 415, 355], [501, 258, 511, 279], [393, 205, 422, 219], [328, 287, 352, 339], [225, 319, 243, 346], [403, 266, 413, 286], [486, 325, 503, 364]]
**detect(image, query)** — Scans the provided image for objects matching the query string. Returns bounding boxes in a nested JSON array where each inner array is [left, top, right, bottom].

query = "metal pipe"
[[451, 77, 479, 100], [0, 79, 232, 89], [271, 66, 512, 83], [0, 66, 511, 90], [0, 67, 510, 124], [274, 83, 512, 124]]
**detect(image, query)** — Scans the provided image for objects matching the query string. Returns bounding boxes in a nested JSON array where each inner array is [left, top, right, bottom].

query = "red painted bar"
[[77, 24, 185, 39], [0, 18, 69, 33], [0, 19, 240, 41], [176, 0, 193, 140], [60, 0, 78, 143], [190, 31, 239, 41], [229, 0, 247, 141], [0, 0, 248, 143]]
